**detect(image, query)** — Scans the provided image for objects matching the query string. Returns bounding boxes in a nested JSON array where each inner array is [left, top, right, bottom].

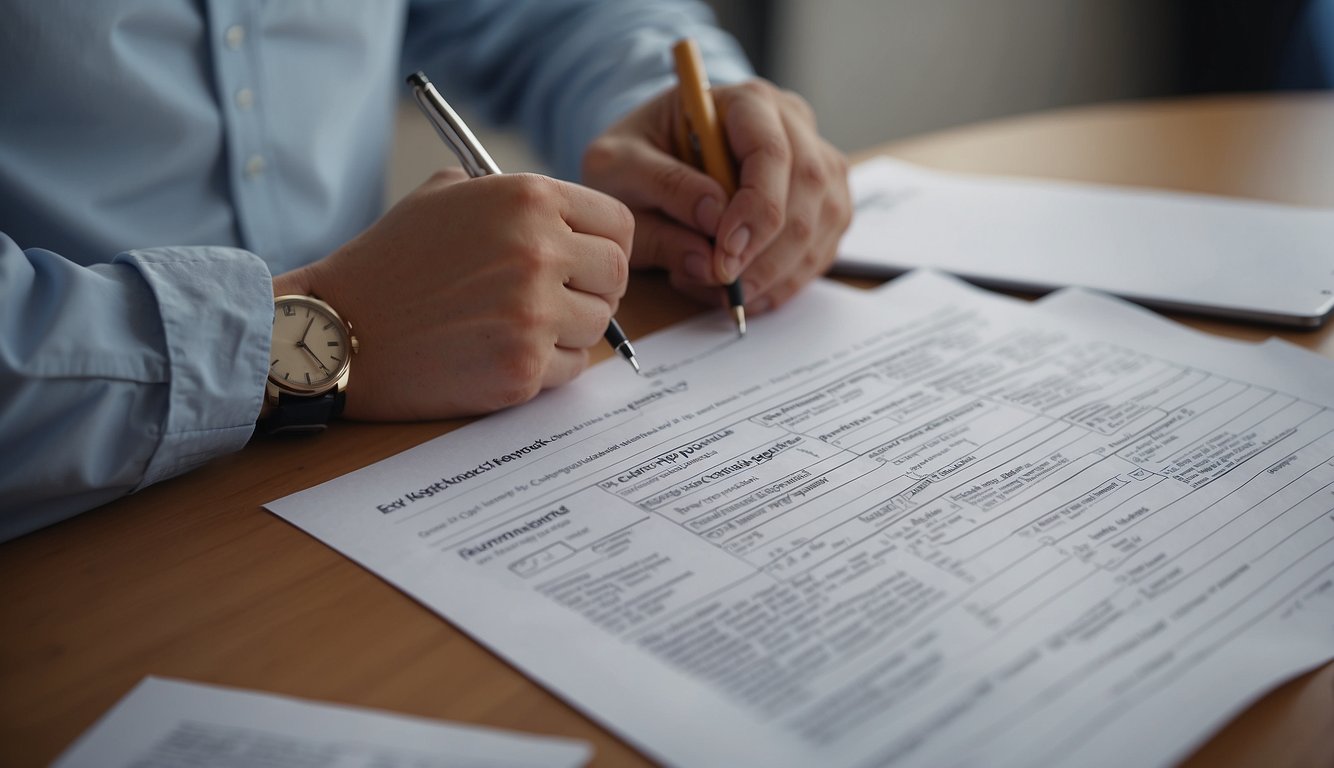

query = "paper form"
[[268, 272, 1334, 767], [837, 157, 1334, 327], [53, 677, 591, 768]]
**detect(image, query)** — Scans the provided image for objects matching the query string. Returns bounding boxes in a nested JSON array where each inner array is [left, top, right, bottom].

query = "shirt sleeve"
[[401, 0, 755, 180], [0, 234, 273, 542]]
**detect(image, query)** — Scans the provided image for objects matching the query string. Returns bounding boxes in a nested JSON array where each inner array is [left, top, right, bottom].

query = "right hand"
[[273, 169, 633, 421]]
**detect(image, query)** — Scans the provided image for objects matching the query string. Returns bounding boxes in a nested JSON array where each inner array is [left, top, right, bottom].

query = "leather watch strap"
[[261, 391, 346, 436]]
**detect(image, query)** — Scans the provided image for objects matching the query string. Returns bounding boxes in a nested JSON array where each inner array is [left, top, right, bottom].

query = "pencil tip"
[[733, 306, 747, 337], [630, 356, 642, 375]]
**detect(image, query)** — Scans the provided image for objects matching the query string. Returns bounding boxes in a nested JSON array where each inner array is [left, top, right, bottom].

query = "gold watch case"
[[266, 294, 359, 406]]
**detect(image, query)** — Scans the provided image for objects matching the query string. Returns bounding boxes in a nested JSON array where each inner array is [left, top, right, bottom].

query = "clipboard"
[[836, 158, 1334, 327]]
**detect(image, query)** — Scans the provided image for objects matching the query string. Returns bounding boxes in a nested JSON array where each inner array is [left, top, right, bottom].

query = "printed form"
[[54, 677, 590, 768], [269, 272, 1334, 767]]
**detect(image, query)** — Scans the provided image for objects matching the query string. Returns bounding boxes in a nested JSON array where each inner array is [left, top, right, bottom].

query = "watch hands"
[[292, 317, 334, 373], [296, 341, 333, 374]]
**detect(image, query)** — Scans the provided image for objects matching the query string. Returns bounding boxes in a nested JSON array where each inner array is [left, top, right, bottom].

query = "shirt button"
[[235, 88, 254, 110], [244, 154, 266, 178], [224, 25, 246, 50]]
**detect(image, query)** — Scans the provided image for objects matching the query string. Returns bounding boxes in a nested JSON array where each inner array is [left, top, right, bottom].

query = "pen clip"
[[407, 72, 501, 178]]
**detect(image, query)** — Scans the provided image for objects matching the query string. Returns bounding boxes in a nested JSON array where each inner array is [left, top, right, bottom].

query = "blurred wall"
[[758, 0, 1177, 153], [388, 1, 1210, 202], [388, 100, 543, 205]]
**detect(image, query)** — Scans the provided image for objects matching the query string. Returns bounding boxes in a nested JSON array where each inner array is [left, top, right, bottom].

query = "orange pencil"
[[672, 38, 746, 336]]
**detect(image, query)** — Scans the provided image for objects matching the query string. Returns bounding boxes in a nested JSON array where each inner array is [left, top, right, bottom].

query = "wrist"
[[259, 281, 357, 434], [272, 267, 312, 298]]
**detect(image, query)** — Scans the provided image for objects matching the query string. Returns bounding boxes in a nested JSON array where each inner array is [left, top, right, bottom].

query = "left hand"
[[583, 78, 852, 315]]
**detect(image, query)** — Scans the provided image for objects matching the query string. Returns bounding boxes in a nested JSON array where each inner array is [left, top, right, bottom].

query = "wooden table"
[[2, 94, 1332, 767]]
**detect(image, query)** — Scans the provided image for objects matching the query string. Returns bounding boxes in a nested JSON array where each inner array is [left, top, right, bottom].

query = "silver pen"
[[406, 71, 642, 375]]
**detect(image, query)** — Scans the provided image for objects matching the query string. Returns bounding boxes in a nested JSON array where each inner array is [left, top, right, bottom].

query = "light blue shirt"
[[0, 0, 751, 541]]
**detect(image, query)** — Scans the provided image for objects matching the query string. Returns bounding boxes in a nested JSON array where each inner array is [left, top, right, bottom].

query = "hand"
[[273, 170, 633, 421], [582, 78, 852, 315]]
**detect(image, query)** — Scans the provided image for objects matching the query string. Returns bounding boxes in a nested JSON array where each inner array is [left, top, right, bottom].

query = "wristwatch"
[[263, 294, 358, 435]]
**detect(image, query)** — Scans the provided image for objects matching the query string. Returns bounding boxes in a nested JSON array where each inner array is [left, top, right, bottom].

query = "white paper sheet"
[[53, 677, 591, 768], [838, 158, 1334, 326], [268, 272, 1334, 767]]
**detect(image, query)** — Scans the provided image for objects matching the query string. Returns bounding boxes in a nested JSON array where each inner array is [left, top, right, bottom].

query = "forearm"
[[0, 236, 273, 541], [402, 0, 754, 179]]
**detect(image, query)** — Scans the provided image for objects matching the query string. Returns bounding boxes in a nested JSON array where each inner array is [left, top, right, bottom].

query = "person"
[[0, 0, 851, 541]]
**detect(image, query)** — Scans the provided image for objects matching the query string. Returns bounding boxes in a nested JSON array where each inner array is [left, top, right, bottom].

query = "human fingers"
[[541, 346, 590, 390], [581, 133, 729, 240], [548, 175, 636, 261], [552, 287, 615, 350], [738, 219, 846, 319], [560, 231, 632, 303], [667, 270, 727, 308], [433, 315, 583, 413], [624, 209, 716, 286], [736, 103, 850, 313], [629, 210, 731, 307], [739, 207, 848, 317], [711, 81, 793, 284]]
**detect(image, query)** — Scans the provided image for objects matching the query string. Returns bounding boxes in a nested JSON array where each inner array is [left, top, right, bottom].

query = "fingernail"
[[725, 225, 750, 258], [684, 252, 710, 281], [721, 253, 743, 283], [695, 196, 723, 234]]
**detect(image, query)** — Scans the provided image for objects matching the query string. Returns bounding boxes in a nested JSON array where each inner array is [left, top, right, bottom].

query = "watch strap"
[[261, 390, 346, 436]]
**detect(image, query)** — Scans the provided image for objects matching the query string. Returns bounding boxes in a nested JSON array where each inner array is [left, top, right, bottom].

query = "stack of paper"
[[837, 158, 1334, 327], [270, 272, 1334, 767], [55, 677, 591, 768]]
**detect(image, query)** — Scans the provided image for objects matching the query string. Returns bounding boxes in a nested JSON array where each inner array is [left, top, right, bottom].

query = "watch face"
[[269, 297, 351, 394]]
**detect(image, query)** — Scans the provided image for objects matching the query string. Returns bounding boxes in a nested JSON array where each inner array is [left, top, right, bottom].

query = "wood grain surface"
[[2, 93, 1331, 767]]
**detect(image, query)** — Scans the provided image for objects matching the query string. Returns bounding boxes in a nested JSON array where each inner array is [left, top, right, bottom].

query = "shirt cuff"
[[116, 246, 272, 489]]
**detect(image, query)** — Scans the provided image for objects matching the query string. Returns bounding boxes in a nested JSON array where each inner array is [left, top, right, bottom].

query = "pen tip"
[[615, 339, 642, 375], [733, 306, 747, 337]]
